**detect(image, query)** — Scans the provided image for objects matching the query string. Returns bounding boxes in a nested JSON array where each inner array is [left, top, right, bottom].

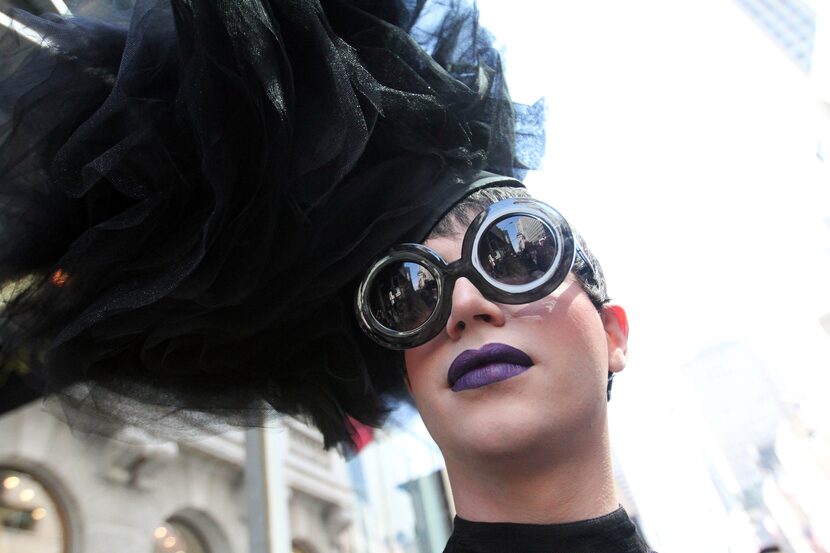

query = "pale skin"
[[404, 228, 629, 525]]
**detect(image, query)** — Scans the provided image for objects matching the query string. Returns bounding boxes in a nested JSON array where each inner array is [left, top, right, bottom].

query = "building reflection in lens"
[[480, 215, 556, 285], [371, 262, 438, 331]]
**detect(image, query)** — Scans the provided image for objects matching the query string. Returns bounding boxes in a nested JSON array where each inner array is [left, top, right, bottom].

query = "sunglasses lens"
[[478, 214, 557, 285], [368, 261, 439, 332]]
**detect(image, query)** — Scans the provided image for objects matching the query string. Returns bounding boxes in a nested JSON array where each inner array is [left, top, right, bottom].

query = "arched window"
[[0, 468, 68, 553], [152, 518, 209, 553], [291, 540, 316, 553]]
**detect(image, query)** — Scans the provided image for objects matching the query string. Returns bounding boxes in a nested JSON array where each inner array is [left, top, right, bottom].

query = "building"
[[0, 401, 360, 553]]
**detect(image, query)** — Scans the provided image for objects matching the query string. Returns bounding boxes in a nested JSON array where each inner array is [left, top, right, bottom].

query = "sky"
[[471, 1, 830, 550]]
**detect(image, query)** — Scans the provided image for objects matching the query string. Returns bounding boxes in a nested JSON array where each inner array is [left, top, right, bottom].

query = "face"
[[403, 228, 628, 466]]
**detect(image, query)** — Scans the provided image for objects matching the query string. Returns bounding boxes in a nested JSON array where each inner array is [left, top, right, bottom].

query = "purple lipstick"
[[448, 343, 533, 392]]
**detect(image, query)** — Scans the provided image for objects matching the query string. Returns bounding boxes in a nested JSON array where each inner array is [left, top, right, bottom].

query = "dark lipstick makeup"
[[448, 343, 533, 392]]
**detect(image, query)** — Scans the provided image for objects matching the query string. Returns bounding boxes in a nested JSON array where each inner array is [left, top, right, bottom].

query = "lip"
[[448, 343, 533, 392]]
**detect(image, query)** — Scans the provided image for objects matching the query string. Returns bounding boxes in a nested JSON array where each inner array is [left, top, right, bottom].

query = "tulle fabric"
[[0, 0, 544, 448]]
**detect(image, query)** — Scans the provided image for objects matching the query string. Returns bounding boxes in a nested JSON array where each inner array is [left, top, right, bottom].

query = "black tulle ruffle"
[[0, 0, 544, 448]]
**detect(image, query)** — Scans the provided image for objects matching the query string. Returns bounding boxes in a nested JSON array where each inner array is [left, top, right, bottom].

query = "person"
[[356, 178, 651, 552], [0, 1, 651, 551]]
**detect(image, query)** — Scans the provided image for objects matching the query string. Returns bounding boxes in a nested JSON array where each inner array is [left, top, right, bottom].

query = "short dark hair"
[[427, 186, 610, 309]]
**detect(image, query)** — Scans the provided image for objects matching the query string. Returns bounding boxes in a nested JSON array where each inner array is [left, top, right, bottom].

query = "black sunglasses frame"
[[355, 198, 594, 350]]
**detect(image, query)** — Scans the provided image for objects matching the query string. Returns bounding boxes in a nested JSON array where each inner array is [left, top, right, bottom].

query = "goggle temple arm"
[[573, 242, 597, 284]]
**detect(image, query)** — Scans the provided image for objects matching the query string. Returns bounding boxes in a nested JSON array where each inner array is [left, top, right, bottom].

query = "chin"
[[432, 394, 608, 468], [438, 410, 572, 464]]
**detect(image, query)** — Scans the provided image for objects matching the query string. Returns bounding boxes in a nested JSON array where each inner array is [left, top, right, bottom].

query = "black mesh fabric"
[[0, 0, 544, 448]]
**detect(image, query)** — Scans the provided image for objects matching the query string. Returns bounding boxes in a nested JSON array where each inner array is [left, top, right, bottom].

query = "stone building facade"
[[0, 401, 357, 553]]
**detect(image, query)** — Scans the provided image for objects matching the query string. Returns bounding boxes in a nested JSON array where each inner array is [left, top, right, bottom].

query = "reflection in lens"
[[478, 215, 556, 285], [369, 261, 438, 332]]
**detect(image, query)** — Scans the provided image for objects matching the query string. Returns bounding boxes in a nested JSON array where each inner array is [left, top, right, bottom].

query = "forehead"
[[422, 231, 465, 262], [428, 205, 481, 241]]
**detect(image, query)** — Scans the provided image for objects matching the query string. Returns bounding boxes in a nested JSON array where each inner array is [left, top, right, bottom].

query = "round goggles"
[[355, 198, 595, 350]]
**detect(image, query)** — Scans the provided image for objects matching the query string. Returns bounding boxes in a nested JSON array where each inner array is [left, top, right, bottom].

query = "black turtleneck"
[[442, 507, 655, 553]]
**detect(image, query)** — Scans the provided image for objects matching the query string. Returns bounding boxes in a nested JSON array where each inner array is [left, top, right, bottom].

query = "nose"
[[445, 278, 506, 340]]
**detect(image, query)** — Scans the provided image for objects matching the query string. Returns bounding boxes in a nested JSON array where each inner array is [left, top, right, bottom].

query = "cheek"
[[403, 343, 440, 399], [403, 346, 452, 441], [512, 283, 604, 347], [403, 340, 458, 441], [547, 303, 610, 391], [563, 305, 606, 352], [517, 292, 608, 377]]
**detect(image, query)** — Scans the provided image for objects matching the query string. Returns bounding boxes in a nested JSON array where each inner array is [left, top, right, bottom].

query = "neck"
[[444, 423, 618, 524]]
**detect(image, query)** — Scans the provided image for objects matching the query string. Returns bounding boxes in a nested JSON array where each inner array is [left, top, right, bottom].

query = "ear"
[[600, 304, 628, 374]]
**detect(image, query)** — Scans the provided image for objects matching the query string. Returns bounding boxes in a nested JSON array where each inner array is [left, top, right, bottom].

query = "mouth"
[[448, 343, 533, 392]]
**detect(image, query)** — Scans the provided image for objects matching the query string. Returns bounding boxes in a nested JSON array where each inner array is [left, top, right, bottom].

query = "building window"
[[292, 542, 314, 553], [153, 519, 209, 553], [0, 468, 67, 553]]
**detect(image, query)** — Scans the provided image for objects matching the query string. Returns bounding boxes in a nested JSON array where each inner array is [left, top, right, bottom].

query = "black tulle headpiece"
[[0, 0, 543, 448]]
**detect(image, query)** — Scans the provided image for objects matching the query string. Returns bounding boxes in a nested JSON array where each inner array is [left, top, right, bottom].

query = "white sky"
[[474, 1, 830, 550]]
